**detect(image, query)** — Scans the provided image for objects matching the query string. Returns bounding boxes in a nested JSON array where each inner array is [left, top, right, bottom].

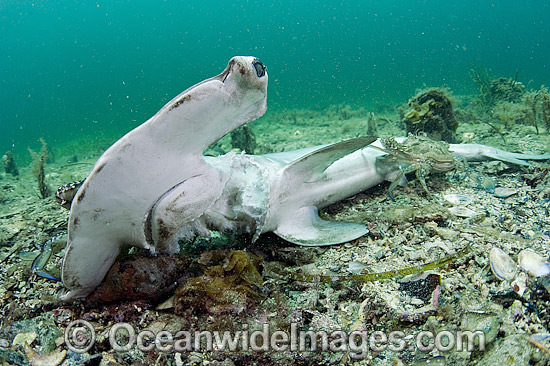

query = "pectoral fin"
[[274, 206, 368, 246], [147, 173, 225, 252]]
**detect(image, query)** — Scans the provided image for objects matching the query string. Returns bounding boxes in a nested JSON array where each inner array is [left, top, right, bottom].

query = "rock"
[[461, 312, 500, 345], [476, 334, 532, 366], [85, 254, 192, 305]]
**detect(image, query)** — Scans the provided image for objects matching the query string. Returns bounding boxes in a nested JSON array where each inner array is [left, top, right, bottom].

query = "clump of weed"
[[28, 138, 51, 199], [2, 151, 18, 176]]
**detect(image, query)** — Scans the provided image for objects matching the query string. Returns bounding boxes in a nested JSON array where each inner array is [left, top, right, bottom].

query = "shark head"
[[60, 56, 269, 301], [221, 56, 268, 93]]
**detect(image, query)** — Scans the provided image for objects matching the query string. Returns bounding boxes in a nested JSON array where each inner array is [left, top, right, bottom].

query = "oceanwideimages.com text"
[[65, 320, 485, 358]]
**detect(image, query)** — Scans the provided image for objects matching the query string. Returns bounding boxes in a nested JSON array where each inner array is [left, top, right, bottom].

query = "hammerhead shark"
[[59, 56, 550, 300]]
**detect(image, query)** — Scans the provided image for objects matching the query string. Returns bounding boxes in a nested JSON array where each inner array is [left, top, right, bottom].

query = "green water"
[[1, 0, 549, 160]]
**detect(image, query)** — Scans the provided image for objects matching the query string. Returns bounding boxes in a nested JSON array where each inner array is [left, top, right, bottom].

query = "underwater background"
[[1, 0, 549, 160], [3, 2, 550, 366]]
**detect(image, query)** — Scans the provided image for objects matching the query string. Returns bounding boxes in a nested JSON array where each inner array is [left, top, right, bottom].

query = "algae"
[[27, 139, 51, 199], [173, 250, 264, 317], [230, 125, 257, 154], [492, 102, 534, 129], [525, 85, 550, 133], [275, 245, 470, 284], [2, 152, 18, 177], [400, 88, 458, 142], [470, 67, 526, 107]]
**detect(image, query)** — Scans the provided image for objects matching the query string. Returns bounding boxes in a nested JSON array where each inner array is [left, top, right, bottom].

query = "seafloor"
[[1, 81, 550, 366]]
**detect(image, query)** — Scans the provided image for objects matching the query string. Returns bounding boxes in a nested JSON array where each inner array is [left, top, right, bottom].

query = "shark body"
[[60, 56, 550, 300]]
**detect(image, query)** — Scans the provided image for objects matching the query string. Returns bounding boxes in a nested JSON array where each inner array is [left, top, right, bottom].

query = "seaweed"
[[27, 138, 51, 199], [525, 85, 550, 133], [470, 67, 526, 107], [272, 245, 470, 284], [173, 250, 264, 317], [492, 101, 534, 131], [2, 151, 18, 176], [230, 125, 256, 154], [365, 112, 378, 136], [400, 87, 458, 142], [470, 66, 493, 105]]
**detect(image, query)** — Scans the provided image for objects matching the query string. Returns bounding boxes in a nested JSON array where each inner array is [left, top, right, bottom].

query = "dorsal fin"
[[281, 136, 377, 181]]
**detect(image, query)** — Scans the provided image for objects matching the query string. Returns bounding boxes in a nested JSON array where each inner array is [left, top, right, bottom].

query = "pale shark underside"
[[59, 56, 550, 300]]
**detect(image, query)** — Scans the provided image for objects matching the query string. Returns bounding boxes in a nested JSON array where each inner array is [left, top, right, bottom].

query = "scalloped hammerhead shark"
[[57, 56, 550, 300]]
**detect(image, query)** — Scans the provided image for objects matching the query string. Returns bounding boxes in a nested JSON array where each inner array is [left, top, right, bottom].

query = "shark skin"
[[60, 56, 550, 301], [169, 137, 549, 248], [60, 56, 268, 300]]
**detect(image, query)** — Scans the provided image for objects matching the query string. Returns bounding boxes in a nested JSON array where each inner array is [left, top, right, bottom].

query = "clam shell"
[[489, 247, 517, 281], [518, 249, 550, 277], [444, 194, 472, 206], [448, 206, 478, 218]]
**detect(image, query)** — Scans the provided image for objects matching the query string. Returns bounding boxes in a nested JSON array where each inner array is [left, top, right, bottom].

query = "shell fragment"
[[443, 194, 472, 206], [449, 206, 478, 218]]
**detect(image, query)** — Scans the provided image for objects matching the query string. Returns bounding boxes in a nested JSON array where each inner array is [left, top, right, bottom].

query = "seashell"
[[489, 247, 517, 281], [448, 206, 478, 218], [494, 187, 517, 198], [347, 261, 368, 275], [511, 272, 528, 296], [539, 276, 550, 295], [518, 249, 550, 277], [443, 194, 472, 206], [18, 251, 39, 262], [12, 332, 38, 348]]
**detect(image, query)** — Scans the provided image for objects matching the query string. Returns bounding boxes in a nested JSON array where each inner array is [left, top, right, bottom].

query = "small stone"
[[462, 132, 475, 142], [100, 352, 124, 366], [494, 187, 517, 198]]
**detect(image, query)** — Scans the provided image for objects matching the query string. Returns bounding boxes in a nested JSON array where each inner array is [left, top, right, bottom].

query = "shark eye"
[[252, 59, 266, 78]]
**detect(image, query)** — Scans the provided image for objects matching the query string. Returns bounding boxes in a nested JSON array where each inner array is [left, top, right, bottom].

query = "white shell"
[[489, 247, 517, 281], [518, 249, 550, 277], [444, 194, 472, 206], [448, 206, 478, 218]]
